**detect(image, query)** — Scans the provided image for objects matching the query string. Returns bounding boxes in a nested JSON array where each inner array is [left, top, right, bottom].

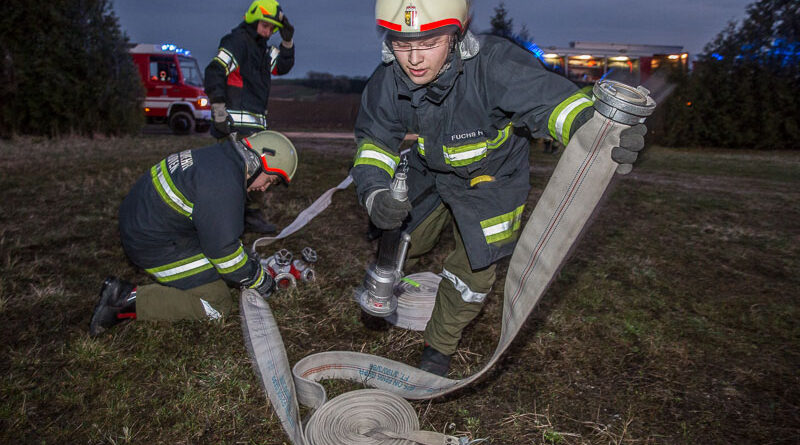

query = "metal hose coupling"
[[356, 157, 412, 317], [592, 80, 656, 125]]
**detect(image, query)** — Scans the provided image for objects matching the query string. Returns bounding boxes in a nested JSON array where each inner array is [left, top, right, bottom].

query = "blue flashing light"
[[160, 43, 192, 57], [711, 53, 724, 61], [509, 34, 548, 66]]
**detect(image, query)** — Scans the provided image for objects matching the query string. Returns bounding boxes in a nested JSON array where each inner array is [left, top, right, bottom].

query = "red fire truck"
[[129, 43, 211, 134]]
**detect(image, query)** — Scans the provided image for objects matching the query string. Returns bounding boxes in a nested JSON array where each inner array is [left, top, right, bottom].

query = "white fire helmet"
[[375, 0, 470, 39]]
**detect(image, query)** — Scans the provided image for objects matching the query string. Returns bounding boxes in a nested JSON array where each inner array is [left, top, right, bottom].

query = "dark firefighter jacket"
[[204, 21, 294, 136], [119, 142, 268, 291], [352, 33, 594, 270]]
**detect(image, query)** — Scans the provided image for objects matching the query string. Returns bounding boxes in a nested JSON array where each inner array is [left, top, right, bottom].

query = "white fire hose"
[[241, 81, 655, 444]]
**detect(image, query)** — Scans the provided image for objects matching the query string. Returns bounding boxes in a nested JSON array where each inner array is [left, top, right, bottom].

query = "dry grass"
[[1, 134, 798, 444]]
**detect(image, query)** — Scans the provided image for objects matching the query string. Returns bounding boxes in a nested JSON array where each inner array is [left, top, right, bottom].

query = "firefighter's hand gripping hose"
[[240, 80, 655, 444]]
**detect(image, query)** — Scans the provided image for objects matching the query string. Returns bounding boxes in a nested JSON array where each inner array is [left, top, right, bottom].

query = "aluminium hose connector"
[[592, 80, 656, 125]]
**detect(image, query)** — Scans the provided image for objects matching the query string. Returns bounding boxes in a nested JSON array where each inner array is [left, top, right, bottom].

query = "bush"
[[0, 0, 144, 138], [658, 0, 799, 149]]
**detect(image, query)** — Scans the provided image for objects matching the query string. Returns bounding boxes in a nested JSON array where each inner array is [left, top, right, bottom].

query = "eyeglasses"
[[389, 37, 451, 53]]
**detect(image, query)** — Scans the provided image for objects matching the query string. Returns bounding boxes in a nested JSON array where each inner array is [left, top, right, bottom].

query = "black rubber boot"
[[419, 344, 451, 377], [244, 208, 277, 234], [89, 276, 136, 337]]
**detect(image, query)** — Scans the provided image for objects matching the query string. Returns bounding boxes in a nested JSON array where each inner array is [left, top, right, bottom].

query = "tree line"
[[0, 0, 144, 138], [1, 0, 797, 149]]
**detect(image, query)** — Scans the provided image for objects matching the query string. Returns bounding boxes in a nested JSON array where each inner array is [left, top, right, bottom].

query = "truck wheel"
[[169, 111, 195, 135]]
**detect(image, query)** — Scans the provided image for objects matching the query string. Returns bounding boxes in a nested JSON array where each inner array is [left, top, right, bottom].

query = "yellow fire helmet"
[[244, 0, 284, 28], [375, 0, 469, 38], [241, 130, 297, 186]]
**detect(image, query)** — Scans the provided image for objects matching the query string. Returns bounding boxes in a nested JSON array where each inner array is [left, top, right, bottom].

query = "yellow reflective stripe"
[[151, 160, 193, 218], [487, 123, 513, 149], [146, 253, 213, 283], [417, 137, 425, 156], [209, 245, 248, 274], [442, 124, 513, 167], [248, 266, 267, 289], [469, 175, 494, 187], [548, 91, 593, 145], [480, 204, 525, 244], [443, 142, 487, 167], [213, 48, 238, 75], [354, 143, 400, 177]]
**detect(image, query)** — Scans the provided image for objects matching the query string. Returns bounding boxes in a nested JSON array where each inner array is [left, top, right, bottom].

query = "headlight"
[[197, 97, 209, 107]]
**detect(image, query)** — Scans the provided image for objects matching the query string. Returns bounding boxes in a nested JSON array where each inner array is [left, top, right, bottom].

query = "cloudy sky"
[[113, 0, 754, 78]]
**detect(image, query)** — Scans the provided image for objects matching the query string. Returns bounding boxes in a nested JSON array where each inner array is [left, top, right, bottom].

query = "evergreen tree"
[[660, 0, 799, 149], [0, 0, 143, 138], [490, 2, 514, 37]]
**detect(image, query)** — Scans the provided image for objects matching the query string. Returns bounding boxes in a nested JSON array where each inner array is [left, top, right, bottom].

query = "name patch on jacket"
[[167, 150, 194, 174], [447, 129, 485, 143]]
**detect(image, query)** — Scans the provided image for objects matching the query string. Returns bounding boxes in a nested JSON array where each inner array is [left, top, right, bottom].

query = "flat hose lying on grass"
[[241, 81, 655, 445]]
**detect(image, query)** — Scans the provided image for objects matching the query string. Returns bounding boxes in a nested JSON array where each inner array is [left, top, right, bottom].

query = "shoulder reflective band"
[[209, 245, 249, 275], [228, 110, 267, 129], [270, 46, 280, 72], [548, 91, 593, 146], [213, 47, 238, 76], [354, 142, 400, 177], [151, 160, 194, 218], [442, 123, 512, 167], [146, 253, 213, 283], [480, 204, 525, 244], [240, 111, 653, 444]]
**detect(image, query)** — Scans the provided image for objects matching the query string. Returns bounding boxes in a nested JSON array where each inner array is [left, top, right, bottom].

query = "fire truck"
[[129, 43, 211, 134]]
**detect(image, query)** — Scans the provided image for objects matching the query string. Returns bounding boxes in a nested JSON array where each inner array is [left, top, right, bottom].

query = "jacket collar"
[[237, 21, 265, 43]]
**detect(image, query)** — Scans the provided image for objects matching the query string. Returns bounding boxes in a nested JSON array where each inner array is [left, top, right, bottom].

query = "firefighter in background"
[[204, 0, 295, 234], [352, 0, 647, 376], [89, 131, 298, 337]]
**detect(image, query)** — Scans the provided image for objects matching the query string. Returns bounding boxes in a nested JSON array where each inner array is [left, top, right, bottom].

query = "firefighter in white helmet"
[[352, 0, 647, 376], [89, 131, 298, 337]]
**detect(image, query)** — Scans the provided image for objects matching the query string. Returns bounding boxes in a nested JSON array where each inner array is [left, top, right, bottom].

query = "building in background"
[[538, 41, 689, 86]]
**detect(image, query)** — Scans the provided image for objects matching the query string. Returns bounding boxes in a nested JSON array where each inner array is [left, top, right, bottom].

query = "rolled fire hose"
[[241, 81, 655, 444]]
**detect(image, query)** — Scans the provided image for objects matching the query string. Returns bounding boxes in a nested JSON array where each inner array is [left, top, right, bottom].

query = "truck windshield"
[[179, 56, 203, 87]]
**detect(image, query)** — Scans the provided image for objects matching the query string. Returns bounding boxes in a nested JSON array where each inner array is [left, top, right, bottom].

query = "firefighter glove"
[[243, 266, 275, 300], [279, 15, 294, 42], [367, 189, 412, 230], [611, 123, 647, 175], [212, 102, 233, 135]]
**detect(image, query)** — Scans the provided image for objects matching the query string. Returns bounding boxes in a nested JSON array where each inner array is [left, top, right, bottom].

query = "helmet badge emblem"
[[404, 5, 418, 28]]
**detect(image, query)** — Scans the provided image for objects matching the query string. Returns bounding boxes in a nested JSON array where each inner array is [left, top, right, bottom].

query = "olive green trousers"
[[406, 203, 496, 356], [136, 279, 234, 321]]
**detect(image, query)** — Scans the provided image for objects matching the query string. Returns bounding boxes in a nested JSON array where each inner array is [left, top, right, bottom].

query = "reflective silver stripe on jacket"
[[228, 110, 267, 129], [441, 268, 488, 303], [149, 257, 211, 280], [213, 48, 238, 76]]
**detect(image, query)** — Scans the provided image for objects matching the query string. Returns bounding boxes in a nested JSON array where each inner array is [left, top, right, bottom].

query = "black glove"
[[369, 189, 412, 230], [611, 123, 647, 175], [279, 15, 294, 42], [242, 265, 275, 300], [211, 102, 233, 135]]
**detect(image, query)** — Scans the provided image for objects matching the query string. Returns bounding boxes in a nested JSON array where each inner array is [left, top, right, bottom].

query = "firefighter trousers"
[[136, 279, 235, 321], [406, 203, 497, 356]]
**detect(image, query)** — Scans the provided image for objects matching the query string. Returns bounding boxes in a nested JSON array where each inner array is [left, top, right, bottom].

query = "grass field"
[[1, 134, 798, 444]]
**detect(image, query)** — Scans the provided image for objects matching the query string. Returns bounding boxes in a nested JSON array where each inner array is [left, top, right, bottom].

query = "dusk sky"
[[113, 0, 755, 78]]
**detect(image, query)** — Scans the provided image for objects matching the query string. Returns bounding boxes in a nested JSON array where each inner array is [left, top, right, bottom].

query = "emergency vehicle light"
[[160, 43, 192, 56]]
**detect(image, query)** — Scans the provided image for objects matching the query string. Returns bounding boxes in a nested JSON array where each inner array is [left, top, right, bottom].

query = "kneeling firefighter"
[[352, 0, 648, 376], [89, 131, 298, 337]]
